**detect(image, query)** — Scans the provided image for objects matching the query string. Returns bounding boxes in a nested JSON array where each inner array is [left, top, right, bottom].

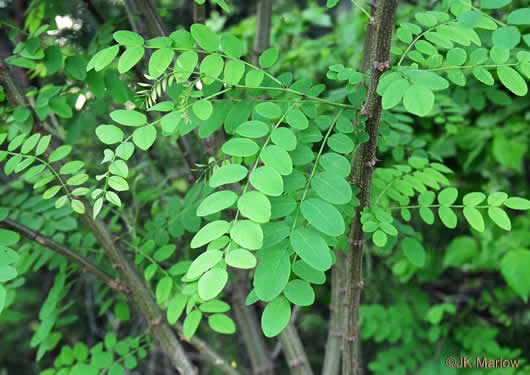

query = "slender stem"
[[343, 2, 399, 375], [322, 251, 346, 375], [231, 278, 275, 375], [1, 218, 128, 295], [278, 322, 314, 375], [253, 0, 273, 65]]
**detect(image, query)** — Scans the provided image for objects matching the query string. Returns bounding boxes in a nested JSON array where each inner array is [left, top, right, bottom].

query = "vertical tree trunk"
[[253, 0, 273, 65], [342, 1, 399, 375]]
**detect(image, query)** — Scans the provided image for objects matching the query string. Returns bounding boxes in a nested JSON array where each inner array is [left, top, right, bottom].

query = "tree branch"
[[231, 277, 275, 375], [1, 218, 129, 296], [278, 322, 314, 375], [0, 220, 238, 375], [342, 1, 399, 375], [253, 0, 273, 65], [0, 59, 197, 374], [321, 251, 346, 375]]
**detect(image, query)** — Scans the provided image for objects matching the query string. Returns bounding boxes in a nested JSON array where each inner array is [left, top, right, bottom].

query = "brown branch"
[[342, 1, 399, 375], [1, 218, 129, 296], [0, 59, 196, 374], [253, 0, 273, 65], [176, 323, 241, 375], [231, 276, 275, 375], [278, 322, 314, 375], [321, 251, 346, 375]]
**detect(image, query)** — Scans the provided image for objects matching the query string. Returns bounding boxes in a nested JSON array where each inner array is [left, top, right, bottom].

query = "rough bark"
[[342, 1, 399, 375]]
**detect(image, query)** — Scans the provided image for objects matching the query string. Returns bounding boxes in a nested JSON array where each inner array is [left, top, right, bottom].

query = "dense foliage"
[[0, 0, 529, 374]]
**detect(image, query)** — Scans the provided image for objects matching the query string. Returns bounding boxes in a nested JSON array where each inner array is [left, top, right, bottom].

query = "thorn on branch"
[[109, 278, 130, 295], [150, 315, 163, 329], [356, 279, 365, 289], [287, 358, 306, 369], [112, 263, 124, 271], [373, 60, 390, 73]]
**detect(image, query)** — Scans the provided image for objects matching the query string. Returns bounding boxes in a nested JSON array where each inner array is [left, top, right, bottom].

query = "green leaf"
[[311, 172, 352, 205], [200, 54, 224, 84], [507, 8, 530, 25], [255, 102, 282, 119], [253, 247, 290, 301], [463, 206, 485, 232], [65, 55, 87, 80], [458, 10, 482, 28], [292, 260, 326, 284], [96, 125, 124, 145], [415, 12, 438, 27], [175, 51, 198, 81], [0, 264, 17, 282], [245, 69, 265, 86], [48, 145, 72, 163], [438, 187, 458, 205], [0, 285, 5, 313], [156, 276, 173, 304], [260, 145, 293, 176], [285, 108, 309, 130], [235, 120, 270, 138], [259, 48, 279, 68], [328, 133, 354, 154], [300, 198, 345, 236], [504, 197, 530, 210], [224, 59, 245, 85], [197, 191, 238, 217], [50, 97, 73, 118], [372, 230, 387, 247], [148, 47, 174, 79], [192, 100, 214, 120], [183, 310, 202, 339], [327, 0, 340, 8], [113, 30, 144, 46], [109, 364, 124, 375], [382, 78, 409, 109], [403, 85, 434, 117], [230, 220, 263, 250], [443, 236, 478, 268], [488, 192, 508, 206], [208, 314, 236, 334], [492, 26, 520, 49], [402, 237, 425, 267], [438, 206, 458, 228], [271, 127, 296, 151], [320, 153, 350, 177], [21, 133, 40, 154], [200, 300, 230, 313], [222, 138, 259, 157], [405, 70, 449, 91], [463, 192, 486, 206], [472, 66, 494, 85], [87, 45, 119, 72], [210, 164, 248, 187], [110, 110, 147, 126], [249, 166, 283, 196], [238, 191, 271, 223], [191, 221, 230, 248], [290, 227, 332, 271], [261, 296, 291, 337], [191, 24, 219, 52], [148, 101, 175, 112], [118, 46, 145, 74], [186, 250, 223, 279], [170, 30, 194, 48], [447, 48, 467, 65], [198, 268, 228, 300], [497, 66, 528, 96], [500, 249, 530, 302], [488, 206, 511, 230], [226, 248, 257, 269], [480, 0, 511, 9], [284, 279, 315, 307], [132, 125, 157, 150], [220, 34, 244, 58], [0, 229, 19, 246]]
